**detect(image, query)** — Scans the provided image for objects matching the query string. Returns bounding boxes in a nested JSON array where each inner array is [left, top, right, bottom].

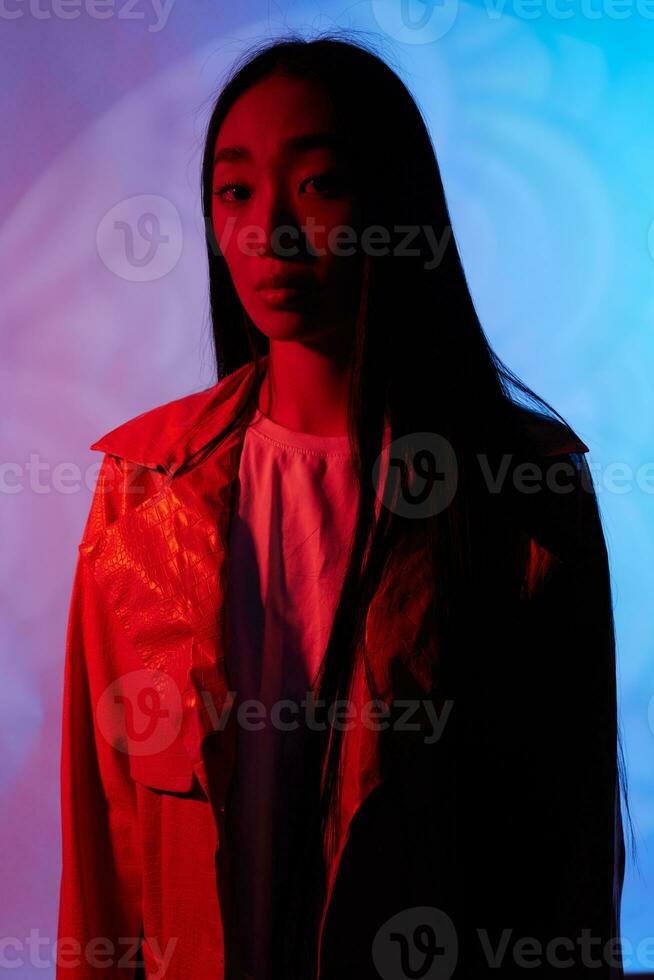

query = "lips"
[[254, 271, 315, 292], [254, 270, 317, 310]]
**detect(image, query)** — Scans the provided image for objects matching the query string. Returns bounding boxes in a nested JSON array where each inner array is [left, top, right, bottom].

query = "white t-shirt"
[[224, 407, 359, 979]]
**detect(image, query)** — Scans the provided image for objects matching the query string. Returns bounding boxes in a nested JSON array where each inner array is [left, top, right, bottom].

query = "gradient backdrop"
[[1, 0, 652, 975]]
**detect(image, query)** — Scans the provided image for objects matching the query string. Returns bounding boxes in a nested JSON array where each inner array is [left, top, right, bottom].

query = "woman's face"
[[211, 71, 363, 345]]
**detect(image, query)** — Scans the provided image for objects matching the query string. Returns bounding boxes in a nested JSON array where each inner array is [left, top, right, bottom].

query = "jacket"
[[56, 354, 625, 979]]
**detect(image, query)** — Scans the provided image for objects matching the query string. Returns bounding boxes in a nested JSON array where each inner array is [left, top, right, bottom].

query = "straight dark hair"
[[197, 33, 632, 977]]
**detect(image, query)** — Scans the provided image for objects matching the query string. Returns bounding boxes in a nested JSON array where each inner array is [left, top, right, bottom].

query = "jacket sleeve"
[[56, 454, 145, 978], [524, 450, 626, 977], [462, 447, 627, 979]]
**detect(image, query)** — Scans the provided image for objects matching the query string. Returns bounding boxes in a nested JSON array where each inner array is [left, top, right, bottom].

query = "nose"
[[251, 183, 303, 260]]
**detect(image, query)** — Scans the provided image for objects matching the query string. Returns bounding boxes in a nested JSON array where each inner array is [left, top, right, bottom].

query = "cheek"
[[303, 201, 362, 272], [305, 199, 358, 238], [211, 209, 249, 284]]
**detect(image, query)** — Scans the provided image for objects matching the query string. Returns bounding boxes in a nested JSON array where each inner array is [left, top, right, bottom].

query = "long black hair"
[[197, 33, 632, 976]]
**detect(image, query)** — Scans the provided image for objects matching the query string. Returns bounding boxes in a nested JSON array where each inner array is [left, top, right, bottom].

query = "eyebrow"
[[213, 131, 344, 167]]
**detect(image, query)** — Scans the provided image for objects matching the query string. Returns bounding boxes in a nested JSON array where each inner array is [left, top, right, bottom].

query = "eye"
[[214, 183, 251, 204], [300, 173, 346, 197]]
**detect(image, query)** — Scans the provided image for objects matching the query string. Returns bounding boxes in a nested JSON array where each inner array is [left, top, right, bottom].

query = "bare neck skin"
[[257, 335, 354, 437]]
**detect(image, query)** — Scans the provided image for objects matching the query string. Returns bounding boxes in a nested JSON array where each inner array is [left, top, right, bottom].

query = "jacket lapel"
[[313, 439, 590, 972], [81, 360, 260, 802], [314, 531, 440, 968]]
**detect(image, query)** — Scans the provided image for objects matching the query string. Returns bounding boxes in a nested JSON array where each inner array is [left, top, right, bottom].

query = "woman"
[[57, 35, 628, 980]]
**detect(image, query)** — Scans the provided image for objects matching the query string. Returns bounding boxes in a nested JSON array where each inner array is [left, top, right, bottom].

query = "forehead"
[[214, 72, 338, 159]]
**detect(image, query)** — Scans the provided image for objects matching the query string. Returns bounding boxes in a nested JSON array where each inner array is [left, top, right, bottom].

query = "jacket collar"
[[88, 356, 264, 476], [89, 352, 588, 473]]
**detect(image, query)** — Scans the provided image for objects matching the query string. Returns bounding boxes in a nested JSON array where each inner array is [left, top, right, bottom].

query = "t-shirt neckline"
[[248, 407, 352, 456]]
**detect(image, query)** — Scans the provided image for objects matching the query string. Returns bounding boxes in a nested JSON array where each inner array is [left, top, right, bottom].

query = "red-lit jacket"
[[57, 355, 625, 979]]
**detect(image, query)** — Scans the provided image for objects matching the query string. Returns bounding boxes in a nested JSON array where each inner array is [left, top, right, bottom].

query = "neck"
[[257, 338, 354, 437]]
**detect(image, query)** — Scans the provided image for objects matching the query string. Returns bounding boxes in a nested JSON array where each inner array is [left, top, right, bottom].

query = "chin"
[[249, 305, 326, 342]]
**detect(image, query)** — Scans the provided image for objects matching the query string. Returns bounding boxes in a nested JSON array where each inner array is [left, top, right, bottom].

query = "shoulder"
[[503, 404, 602, 567], [88, 382, 223, 470], [507, 403, 589, 458], [78, 385, 219, 544], [79, 360, 258, 545], [88, 358, 257, 472]]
